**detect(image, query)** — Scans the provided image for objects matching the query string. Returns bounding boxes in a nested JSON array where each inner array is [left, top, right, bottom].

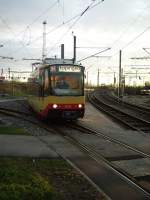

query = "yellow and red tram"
[[28, 58, 85, 120]]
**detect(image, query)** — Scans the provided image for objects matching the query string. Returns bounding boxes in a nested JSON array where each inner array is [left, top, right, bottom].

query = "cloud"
[[0, 0, 150, 77]]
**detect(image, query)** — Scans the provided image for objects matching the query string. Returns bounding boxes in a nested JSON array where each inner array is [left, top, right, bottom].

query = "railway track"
[[0, 105, 150, 199], [98, 91, 150, 118], [68, 122, 150, 158], [53, 122, 150, 199], [88, 92, 150, 133], [0, 107, 39, 127], [108, 92, 150, 113], [0, 107, 31, 116]]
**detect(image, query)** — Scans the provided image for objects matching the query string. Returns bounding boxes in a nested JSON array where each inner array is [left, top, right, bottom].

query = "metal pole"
[[61, 44, 64, 59], [121, 68, 124, 98], [1, 68, 3, 76], [136, 70, 138, 79], [12, 75, 14, 96], [97, 68, 100, 87], [114, 72, 116, 87], [73, 35, 76, 63], [87, 71, 88, 86], [8, 68, 10, 79], [118, 50, 122, 98], [42, 21, 47, 61]]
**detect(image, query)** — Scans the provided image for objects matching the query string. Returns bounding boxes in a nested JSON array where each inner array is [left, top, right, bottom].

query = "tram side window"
[[44, 69, 49, 96]]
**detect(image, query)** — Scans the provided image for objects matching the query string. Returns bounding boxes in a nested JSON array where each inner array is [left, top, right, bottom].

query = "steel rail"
[[0, 108, 111, 199], [52, 125, 150, 199], [0, 107, 31, 116], [88, 92, 150, 133], [100, 92, 150, 116], [68, 122, 150, 158], [1, 107, 150, 199], [0, 107, 110, 198]]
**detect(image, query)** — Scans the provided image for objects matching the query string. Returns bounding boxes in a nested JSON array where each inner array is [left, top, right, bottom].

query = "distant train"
[[27, 58, 85, 120]]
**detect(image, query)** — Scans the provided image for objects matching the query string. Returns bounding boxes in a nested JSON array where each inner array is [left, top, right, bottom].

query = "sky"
[[0, 0, 150, 85]]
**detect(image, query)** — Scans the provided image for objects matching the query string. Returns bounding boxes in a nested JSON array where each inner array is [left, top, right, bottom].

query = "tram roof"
[[44, 58, 81, 66]]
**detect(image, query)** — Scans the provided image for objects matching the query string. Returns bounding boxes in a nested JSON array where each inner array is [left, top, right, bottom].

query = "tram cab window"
[[56, 79, 69, 89], [51, 73, 83, 96]]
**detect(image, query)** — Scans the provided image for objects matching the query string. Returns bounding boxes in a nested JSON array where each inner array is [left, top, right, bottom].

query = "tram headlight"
[[53, 104, 58, 109], [78, 104, 82, 108]]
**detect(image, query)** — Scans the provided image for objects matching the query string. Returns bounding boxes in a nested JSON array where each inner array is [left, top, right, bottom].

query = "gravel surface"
[[1, 94, 150, 200], [0, 98, 30, 113], [122, 95, 150, 108]]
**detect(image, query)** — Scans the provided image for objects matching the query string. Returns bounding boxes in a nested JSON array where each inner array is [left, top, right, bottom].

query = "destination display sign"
[[59, 66, 81, 72]]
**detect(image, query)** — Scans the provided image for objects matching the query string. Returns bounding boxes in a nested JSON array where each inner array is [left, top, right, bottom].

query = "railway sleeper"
[[136, 175, 150, 192]]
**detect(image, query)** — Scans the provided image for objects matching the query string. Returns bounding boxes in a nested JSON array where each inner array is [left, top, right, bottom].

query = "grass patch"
[[0, 158, 55, 200], [0, 158, 103, 200], [0, 126, 29, 135]]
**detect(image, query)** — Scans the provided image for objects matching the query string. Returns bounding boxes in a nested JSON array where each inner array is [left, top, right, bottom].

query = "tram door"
[[39, 68, 50, 98], [39, 69, 44, 98]]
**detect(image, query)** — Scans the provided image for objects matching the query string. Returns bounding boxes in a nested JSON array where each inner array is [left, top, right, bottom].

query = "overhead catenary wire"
[[121, 26, 150, 51], [27, 0, 59, 28], [30, 14, 81, 46], [2, 1, 90, 59], [1, 0, 104, 60], [0, 16, 32, 58], [1, 0, 59, 47], [77, 47, 108, 49], [0, 0, 59, 60], [22, 26, 31, 46], [108, 2, 150, 59], [46, 0, 105, 55], [111, 2, 150, 49], [143, 48, 150, 56], [111, 25, 150, 58], [8, 12, 82, 59], [47, 15, 83, 54], [16, 0, 104, 56], [78, 47, 111, 62], [81, 1, 150, 76]]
